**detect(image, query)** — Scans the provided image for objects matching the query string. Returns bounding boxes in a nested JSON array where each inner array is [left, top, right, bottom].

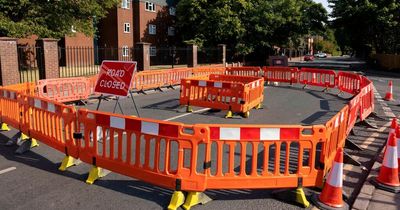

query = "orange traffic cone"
[[384, 81, 394, 101], [311, 147, 349, 210], [371, 133, 400, 193], [389, 118, 398, 135]]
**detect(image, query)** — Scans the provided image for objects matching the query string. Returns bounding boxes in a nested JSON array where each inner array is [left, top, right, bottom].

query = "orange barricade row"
[[4, 82, 36, 95], [201, 124, 326, 189], [21, 95, 79, 158], [192, 67, 225, 77], [263, 66, 298, 84], [133, 70, 171, 91], [77, 109, 209, 191], [299, 68, 336, 89], [346, 94, 361, 135], [36, 77, 91, 103], [337, 72, 361, 95], [321, 106, 349, 174], [168, 68, 193, 86], [0, 88, 23, 130], [180, 74, 264, 116], [225, 67, 261, 77], [359, 78, 374, 121]]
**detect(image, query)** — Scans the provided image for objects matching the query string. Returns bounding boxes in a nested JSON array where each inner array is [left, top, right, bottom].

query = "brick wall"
[[38, 39, 59, 79], [0, 38, 20, 85]]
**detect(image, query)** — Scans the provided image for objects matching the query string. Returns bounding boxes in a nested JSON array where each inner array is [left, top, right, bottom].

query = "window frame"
[[149, 24, 156, 35], [124, 23, 131, 33], [150, 46, 157, 57], [169, 7, 176, 16], [121, 0, 130, 9], [122, 46, 129, 57], [145, 1, 156, 12]]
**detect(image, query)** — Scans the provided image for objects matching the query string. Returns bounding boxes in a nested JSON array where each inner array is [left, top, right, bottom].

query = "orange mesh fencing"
[[263, 66, 299, 84], [180, 74, 264, 114], [36, 77, 91, 102], [299, 68, 336, 89], [201, 124, 326, 189], [225, 67, 261, 77], [76, 109, 209, 191]]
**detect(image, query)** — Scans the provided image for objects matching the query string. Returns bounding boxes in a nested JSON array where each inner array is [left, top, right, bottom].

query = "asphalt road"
[[0, 57, 396, 210]]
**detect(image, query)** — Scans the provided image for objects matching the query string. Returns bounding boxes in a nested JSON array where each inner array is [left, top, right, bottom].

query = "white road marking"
[[0, 167, 16, 175], [164, 108, 211, 121]]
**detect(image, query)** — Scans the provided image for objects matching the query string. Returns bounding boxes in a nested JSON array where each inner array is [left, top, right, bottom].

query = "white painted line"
[[0, 167, 16, 175], [164, 108, 210, 121]]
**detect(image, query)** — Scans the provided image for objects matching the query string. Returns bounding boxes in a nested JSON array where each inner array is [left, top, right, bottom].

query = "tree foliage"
[[176, 0, 328, 55], [0, 0, 119, 38], [329, 0, 400, 55]]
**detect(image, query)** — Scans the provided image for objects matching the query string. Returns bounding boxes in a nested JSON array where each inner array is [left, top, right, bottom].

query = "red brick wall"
[[117, 5, 134, 59], [0, 38, 20, 85], [38, 39, 59, 79]]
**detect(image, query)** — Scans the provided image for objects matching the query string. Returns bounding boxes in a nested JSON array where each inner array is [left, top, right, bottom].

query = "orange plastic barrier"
[[337, 72, 362, 95], [359, 78, 374, 121], [87, 75, 98, 95], [192, 67, 225, 77], [346, 94, 361, 135], [21, 95, 79, 158], [0, 88, 23, 129], [225, 67, 261, 77], [180, 74, 264, 116], [263, 66, 299, 84], [5, 82, 36, 95], [299, 68, 336, 89], [321, 106, 349, 174], [76, 109, 209, 191], [168, 68, 193, 86], [36, 77, 91, 103], [133, 70, 170, 91], [202, 124, 326, 189]]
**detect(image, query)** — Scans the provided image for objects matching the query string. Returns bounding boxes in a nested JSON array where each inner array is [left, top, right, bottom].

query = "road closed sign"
[[94, 61, 137, 96]]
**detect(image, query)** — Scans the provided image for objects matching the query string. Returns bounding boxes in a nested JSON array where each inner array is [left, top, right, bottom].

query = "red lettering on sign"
[[94, 61, 137, 96]]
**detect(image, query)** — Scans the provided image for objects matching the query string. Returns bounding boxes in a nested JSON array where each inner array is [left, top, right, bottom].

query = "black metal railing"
[[59, 47, 136, 78], [17, 45, 43, 83]]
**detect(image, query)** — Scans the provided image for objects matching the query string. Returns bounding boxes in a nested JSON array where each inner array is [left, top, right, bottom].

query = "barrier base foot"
[[59, 156, 81, 171], [255, 104, 263, 109], [182, 192, 212, 210], [369, 112, 386, 121], [15, 138, 37, 154], [0, 123, 10, 131], [86, 166, 110, 185], [272, 187, 310, 208], [310, 193, 349, 210], [370, 177, 400, 193], [186, 106, 193, 113], [167, 191, 185, 210], [138, 90, 147, 95], [167, 85, 176, 90], [355, 119, 378, 129], [155, 87, 163, 92], [225, 111, 233, 118], [343, 151, 362, 167], [240, 111, 250, 118], [345, 139, 363, 151]]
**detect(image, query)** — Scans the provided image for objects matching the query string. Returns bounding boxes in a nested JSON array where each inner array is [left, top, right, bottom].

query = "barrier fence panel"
[[299, 68, 336, 89], [180, 75, 264, 115], [36, 77, 91, 103], [322, 106, 349, 174], [76, 109, 209, 191], [359, 78, 374, 121], [201, 124, 326, 189], [168, 68, 193, 86], [263, 67, 298, 84], [225, 67, 261, 77], [192, 67, 225, 77], [0, 89, 23, 129], [133, 70, 171, 91], [347, 94, 361, 135], [23, 96, 79, 158], [337, 72, 362, 95]]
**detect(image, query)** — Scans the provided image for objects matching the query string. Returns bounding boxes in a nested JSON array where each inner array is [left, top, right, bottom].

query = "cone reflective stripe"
[[384, 81, 394, 101], [318, 147, 345, 208], [376, 133, 399, 187]]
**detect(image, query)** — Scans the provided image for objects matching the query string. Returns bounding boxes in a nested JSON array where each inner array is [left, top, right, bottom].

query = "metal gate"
[[17, 45, 45, 83]]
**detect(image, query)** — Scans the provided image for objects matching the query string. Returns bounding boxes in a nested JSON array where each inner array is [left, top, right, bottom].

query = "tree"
[[176, 0, 328, 58], [0, 0, 119, 38], [329, 0, 399, 55]]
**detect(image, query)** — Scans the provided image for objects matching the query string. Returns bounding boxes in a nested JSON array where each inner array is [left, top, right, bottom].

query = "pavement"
[[0, 57, 399, 210]]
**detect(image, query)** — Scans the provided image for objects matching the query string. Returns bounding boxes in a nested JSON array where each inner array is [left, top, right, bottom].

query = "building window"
[[122, 46, 129, 57], [150, 46, 157, 57], [169, 7, 176, 16], [124, 23, 130, 33], [121, 0, 130, 9], [145, 1, 156, 12], [168, 26, 175, 36], [149, 24, 156, 35]]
